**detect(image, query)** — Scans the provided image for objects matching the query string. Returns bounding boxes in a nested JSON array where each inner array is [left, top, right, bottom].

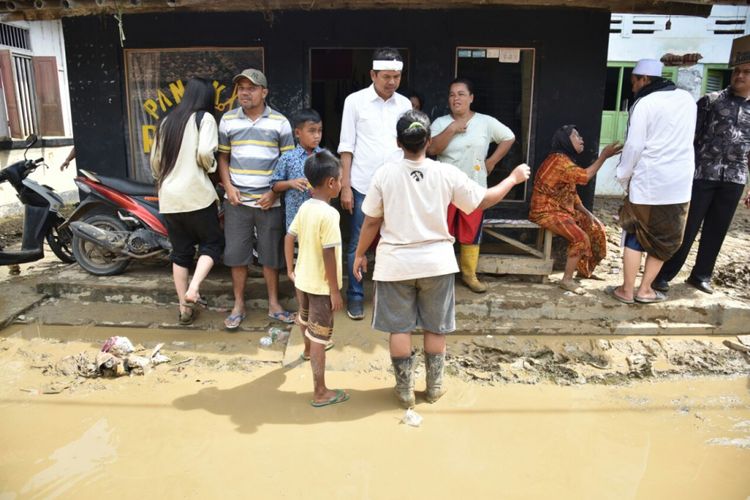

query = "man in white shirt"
[[607, 58, 696, 305], [338, 47, 412, 320]]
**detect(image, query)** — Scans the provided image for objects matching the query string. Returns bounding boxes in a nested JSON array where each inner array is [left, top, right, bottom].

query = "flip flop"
[[224, 311, 246, 331], [310, 389, 350, 408], [268, 310, 295, 324], [178, 307, 195, 326], [184, 295, 208, 309], [299, 341, 335, 361], [605, 285, 634, 305], [634, 291, 667, 304]]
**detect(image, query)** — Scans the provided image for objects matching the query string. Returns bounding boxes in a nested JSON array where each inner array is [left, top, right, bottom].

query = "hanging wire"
[[114, 0, 126, 47]]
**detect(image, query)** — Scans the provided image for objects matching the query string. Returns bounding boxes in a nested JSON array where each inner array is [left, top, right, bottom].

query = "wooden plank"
[[1, 1, 713, 22], [484, 218, 540, 229], [0, 50, 21, 138], [477, 254, 554, 275], [32, 56, 65, 137], [483, 228, 545, 258]]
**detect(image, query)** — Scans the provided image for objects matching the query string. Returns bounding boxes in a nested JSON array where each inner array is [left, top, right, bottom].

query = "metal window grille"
[[0, 23, 30, 51], [631, 16, 661, 34], [610, 16, 622, 34], [709, 17, 747, 35], [12, 54, 38, 137]]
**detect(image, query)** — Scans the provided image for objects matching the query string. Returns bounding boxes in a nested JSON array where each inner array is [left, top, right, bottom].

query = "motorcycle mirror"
[[23, 134, 38, 159]]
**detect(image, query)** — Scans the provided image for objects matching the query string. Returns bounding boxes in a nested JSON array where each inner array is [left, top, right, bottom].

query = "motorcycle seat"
[[95, 175, 157, 197]]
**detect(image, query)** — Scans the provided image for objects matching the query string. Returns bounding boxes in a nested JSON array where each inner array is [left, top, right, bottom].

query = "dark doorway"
[[455, 47, 535, 204], [310, 48, 410, 152]]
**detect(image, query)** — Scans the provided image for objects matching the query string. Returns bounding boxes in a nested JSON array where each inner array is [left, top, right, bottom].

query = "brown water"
[[0, 327, 749, 499]]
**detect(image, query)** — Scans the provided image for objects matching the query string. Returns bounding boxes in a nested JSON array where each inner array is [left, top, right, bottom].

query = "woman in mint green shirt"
[[428, 78, 515, 293]]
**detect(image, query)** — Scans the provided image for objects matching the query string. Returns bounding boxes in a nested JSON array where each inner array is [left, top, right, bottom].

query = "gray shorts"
[[223, 202, 284, 269], [372, 274, 455, 334]]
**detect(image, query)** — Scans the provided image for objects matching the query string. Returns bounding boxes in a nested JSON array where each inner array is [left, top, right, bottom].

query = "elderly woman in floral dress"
[[529, 125, 621, 293]]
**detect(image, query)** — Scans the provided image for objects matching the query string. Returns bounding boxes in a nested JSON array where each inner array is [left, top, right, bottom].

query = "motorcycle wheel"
[[71, 214, 131, 276], [46, 219, 75, 263]]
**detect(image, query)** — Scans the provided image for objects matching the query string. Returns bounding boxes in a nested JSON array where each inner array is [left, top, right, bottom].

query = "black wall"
[[63, 7, 610, 215]]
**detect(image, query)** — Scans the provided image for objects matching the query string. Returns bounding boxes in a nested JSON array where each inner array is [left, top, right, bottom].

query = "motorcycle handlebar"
[[34, 157, 44, 164]]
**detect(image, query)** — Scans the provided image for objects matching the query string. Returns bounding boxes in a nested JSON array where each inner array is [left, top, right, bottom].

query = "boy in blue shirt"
[[271, 109, 324, 230], [272, 109, 334, 361]]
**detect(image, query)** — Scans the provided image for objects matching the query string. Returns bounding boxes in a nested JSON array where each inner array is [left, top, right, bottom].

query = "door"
[[309, 48, 410, 153], [454, 47, 535, 206]]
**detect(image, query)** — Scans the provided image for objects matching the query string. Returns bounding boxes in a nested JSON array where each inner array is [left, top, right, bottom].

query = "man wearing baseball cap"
[[217, 68, 296, 330], [607, 58, 696, 305]]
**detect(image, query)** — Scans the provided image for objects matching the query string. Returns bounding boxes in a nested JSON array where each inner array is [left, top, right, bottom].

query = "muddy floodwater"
[[0, 325, 749, 499]]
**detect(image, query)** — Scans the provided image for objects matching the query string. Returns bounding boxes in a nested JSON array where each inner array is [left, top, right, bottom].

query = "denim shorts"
[[623, 231, 645, 252], [372, 274, 455, 334]]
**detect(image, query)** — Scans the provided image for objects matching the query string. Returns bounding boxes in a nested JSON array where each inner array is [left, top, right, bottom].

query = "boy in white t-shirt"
[[284, 150, 348, 408], [353, 110, 530, 408]]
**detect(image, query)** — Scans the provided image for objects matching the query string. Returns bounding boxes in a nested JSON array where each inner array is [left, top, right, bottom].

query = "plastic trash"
[[260, 327, 289, 347], [259, 336, 273, 347], [101, 336, 135, 357], [401, 408, 423, 427], [268, 327, 289, 342]]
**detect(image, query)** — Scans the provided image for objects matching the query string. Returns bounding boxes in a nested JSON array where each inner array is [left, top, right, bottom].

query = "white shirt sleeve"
[[361, 172, 384, 218], [616, 101, 648, 191], [449, 165, 487, 214], [488, 116, 515, 143], [338, 94, 357, 154]]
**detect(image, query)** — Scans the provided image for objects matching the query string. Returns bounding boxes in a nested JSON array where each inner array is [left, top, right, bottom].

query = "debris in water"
[[102, 336, 135, 357]]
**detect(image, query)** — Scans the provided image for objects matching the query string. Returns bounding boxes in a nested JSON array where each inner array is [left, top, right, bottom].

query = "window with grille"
[[11, 54, 38, 137], [709, 17, 746, 35], [0, 23, 30, 51], [631, 17, 662, 35], [610, 16, 623, 34]]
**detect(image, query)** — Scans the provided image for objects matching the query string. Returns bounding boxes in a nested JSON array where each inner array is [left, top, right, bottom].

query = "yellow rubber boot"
[[460, 244, 487, 293]]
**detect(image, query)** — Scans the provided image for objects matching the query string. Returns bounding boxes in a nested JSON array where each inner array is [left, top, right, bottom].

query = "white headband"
[[373, 60, 403, 71]]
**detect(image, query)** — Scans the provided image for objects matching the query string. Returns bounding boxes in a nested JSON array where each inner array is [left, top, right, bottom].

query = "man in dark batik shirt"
[[654, 62, 750, 294]]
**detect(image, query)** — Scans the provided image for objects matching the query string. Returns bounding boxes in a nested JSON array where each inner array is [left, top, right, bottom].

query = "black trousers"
[[657, 179, 745, 283]]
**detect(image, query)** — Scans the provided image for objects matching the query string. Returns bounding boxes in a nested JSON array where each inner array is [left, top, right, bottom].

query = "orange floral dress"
[[529, 153, 606, 277]]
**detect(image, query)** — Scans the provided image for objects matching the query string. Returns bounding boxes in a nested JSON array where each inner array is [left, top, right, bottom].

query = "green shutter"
[[705, 69, 724, 93]]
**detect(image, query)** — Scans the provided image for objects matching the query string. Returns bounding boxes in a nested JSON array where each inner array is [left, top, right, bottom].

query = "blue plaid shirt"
[[271, 145, 323, 229]]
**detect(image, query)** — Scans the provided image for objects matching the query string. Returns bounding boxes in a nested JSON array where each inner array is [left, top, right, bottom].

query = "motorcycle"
[[62, 169, 172, 276], [0, 134, 75, 266]]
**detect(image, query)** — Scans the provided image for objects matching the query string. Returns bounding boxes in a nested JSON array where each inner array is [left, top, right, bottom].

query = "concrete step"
[[27, 262, 750, 336]]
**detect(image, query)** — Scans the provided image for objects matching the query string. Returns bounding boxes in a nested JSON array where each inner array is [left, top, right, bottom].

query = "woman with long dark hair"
[[150, 77, 222, 325]]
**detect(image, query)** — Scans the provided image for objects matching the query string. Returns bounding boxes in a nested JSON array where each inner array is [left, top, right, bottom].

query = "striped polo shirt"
[[218, 105, 294, 207]]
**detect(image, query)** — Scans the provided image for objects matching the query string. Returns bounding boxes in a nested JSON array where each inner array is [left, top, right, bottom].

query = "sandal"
[[634, 291, 667, 304], [268, 310, 295, 324], [310, 389, 350, 408], [605, 285, 634, 305], [184, 293, 208, 309], [224, 311, 246, 331], [178, 307, 195, 326]]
